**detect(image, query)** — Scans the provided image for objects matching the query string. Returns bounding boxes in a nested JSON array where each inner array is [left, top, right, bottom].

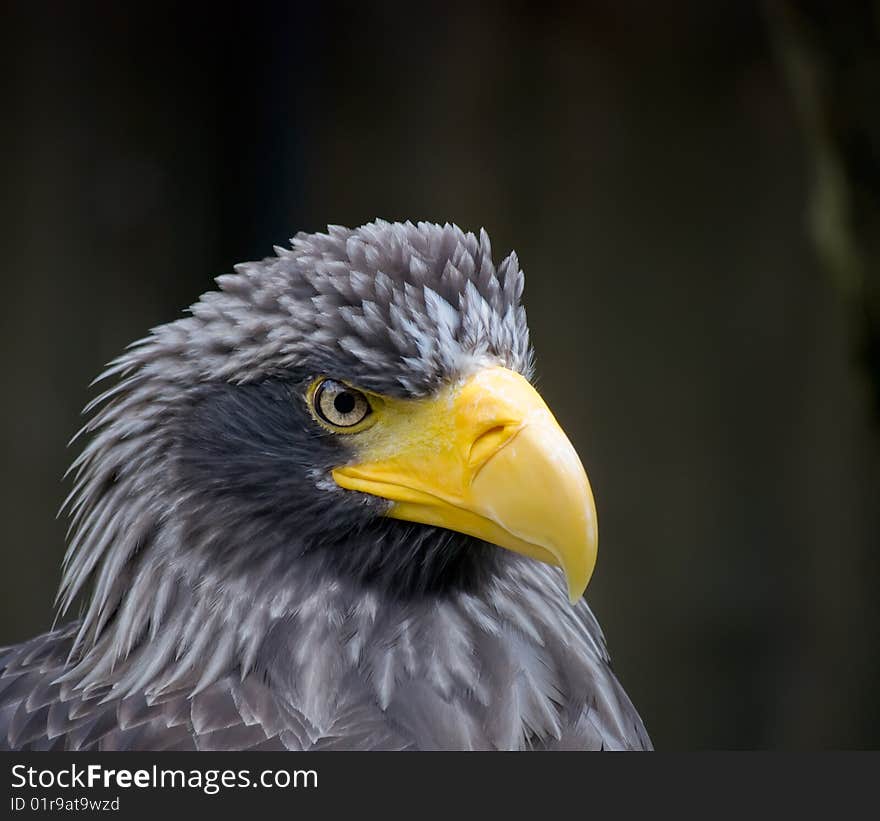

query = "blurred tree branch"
[[767, 0, 880, 421]]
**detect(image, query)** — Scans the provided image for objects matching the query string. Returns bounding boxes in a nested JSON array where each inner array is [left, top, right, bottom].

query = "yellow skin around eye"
[[307, 377, 461, 445]]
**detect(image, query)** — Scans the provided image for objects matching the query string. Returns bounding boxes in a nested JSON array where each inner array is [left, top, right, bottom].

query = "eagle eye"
[[311, 379, 372, 430]]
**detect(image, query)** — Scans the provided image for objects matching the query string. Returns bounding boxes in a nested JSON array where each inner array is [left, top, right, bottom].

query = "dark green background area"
[[1, 2, 877, 749]]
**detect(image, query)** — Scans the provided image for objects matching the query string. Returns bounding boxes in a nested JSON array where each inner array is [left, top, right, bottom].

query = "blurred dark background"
[[1, 1, 878, 749]]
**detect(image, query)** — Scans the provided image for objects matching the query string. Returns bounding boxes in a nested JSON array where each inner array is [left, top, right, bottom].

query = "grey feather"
[[0, 221, 650, 751], [1, 563, 649, 750]]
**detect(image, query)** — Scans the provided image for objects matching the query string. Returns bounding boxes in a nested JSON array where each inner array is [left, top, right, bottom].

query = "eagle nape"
[[0, 220, 651, 751]]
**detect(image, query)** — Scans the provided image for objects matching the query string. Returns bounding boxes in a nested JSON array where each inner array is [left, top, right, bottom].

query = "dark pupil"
[[333, 391, 357, 416]]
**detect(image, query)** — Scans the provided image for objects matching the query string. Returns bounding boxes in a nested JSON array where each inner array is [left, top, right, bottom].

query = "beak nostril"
[[468, 423, 519, 472]]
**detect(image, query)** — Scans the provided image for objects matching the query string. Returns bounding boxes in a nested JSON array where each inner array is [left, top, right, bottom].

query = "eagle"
[[0, 221, 651, 751]]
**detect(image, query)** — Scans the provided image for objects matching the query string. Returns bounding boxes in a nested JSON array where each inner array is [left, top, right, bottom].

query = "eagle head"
[[59, 221, 598, 688]]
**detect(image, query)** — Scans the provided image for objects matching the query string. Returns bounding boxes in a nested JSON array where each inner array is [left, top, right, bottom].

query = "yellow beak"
[[332, 367, 598, 602]]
